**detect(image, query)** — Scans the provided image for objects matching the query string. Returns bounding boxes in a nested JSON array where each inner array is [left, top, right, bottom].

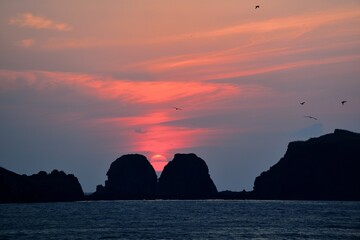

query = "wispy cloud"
[[118, 8, 360, 82], [152, 9, 360, 43], [124, 44, 360, 82], [0, 70, 238, 105], [9, 13, 72, 31], [16, 8, 358, 53], [0, 70, 242, 167], [16, 39, 35, 48]]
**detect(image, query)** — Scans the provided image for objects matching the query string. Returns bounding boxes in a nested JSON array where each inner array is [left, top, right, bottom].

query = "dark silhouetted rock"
[[157, 153, 218, 199], [253, 129, 360, 200], [0, 167, 84, 203], [91, 154, 157, 199]]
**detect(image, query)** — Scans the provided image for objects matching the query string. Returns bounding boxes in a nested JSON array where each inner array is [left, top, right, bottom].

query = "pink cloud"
[[151, 9, 360, 44], [118, 8, 359, 83], [194, 54, 360, 81], [9, 13, 72, 31], [124, 45, 360, 82], [16, 39, 35, 48], [0, 70, 238, 104], [0, 70, 240, 157]]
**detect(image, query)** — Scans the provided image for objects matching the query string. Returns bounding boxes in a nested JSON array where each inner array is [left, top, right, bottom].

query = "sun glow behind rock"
[[150, 154, 168, 172], [1, 1, 360, 193]]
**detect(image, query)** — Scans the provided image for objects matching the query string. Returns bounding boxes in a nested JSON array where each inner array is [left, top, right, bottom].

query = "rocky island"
[[0, 167, 84, 203], [253, 129, 360, 200], [91, 153, 218, 200], [157, 153, 218, 199], [90, 154, 158, 200], [1, 129, 359, 202]]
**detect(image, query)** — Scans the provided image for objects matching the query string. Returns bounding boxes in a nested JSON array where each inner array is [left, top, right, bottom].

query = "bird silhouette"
[[173, 107, 183, 110], [304, 115, 317, 120], [255, 5, 260, 9], [300, 102, 305, 105], [341, 100, 347, 105]]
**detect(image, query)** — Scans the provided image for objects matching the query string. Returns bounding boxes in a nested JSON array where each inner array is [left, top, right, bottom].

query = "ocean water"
[[0, 200, 359, 240]]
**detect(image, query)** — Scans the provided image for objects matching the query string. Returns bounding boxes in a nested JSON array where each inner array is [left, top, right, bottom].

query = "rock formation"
[[157, 153, 218, 199], [253, 129, 360, 200], [91, 154, 157, 199], [0, 167, 84, 203]]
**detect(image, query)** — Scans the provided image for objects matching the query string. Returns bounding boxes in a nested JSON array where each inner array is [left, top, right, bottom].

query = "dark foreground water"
[[0, 200, 359, 240]]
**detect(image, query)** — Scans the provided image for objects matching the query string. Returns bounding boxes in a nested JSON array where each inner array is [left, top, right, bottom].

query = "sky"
[[1, 0, 360, 193]]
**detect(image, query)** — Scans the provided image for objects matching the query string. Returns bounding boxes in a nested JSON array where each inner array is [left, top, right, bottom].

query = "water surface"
[[1, 200, 359, 239]]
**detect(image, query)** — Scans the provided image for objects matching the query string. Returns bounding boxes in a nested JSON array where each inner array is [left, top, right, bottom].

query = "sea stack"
[[91, 154, 157, 199], [253, 129, 360, 200], [157, 153, 218, 199]]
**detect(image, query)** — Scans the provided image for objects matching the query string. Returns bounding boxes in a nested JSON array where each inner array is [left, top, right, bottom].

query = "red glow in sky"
[[150, 154, 168, 172], [1, 0, 359, 192]]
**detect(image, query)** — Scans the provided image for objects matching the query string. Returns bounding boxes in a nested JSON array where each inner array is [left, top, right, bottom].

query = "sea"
[[0, 200, 359, 240]]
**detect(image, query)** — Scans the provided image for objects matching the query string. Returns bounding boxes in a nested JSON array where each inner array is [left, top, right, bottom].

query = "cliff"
[[253, 129, 360, 200], [0, 167, 84, 203], [91, 154, 157, 199], [157, 153, 218, 199]]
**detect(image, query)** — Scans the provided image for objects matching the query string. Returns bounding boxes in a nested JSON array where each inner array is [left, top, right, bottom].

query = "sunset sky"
[[1, 0, 360, 192]]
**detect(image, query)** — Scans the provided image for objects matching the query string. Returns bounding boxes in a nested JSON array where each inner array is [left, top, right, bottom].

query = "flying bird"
[[300, 102, 305, 105], [173, 107, 183, 110], [341, 100, 347, 105], [304, 115, 317, 120], [255, 5, 260, 9]]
